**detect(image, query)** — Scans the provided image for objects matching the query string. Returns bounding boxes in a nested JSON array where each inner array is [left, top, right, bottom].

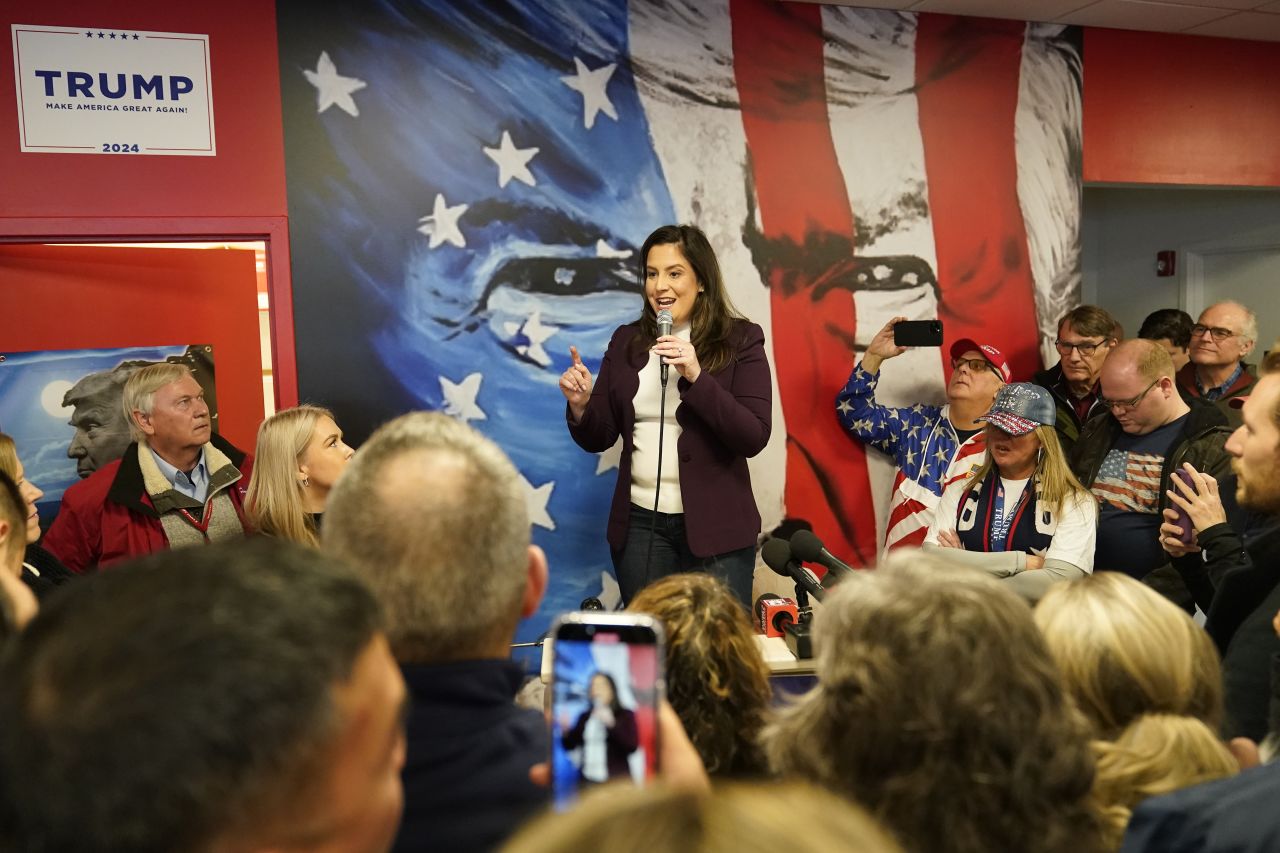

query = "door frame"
[[1, 215, 297, 409]]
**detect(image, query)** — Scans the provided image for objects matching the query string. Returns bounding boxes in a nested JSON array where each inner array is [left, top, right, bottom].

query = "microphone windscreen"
[[789, 529, 825, 563], [656, 308, 673, 336], [761, 538, 794, 577]]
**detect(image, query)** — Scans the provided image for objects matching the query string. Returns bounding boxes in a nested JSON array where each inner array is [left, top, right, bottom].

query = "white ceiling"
[[793, 0, 1280, 42]]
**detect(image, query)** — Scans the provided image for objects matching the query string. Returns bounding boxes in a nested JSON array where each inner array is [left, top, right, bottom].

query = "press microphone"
[[656, 308, 673, 385], [754, 595, 799, 638], [761, 538, 826, 603], [579, 596, 605, 611], [789, 529, 857, 585]]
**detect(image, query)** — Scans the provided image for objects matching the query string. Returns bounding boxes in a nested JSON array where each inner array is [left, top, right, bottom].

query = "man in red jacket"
[[43, 362, 252, 573]]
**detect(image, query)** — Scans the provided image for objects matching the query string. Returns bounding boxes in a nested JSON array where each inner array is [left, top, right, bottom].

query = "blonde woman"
[[0, 433, 73, 597], [245, 406, 353, 546], [1035, 573, 1238, 848], [925, 382, 1097, 602]]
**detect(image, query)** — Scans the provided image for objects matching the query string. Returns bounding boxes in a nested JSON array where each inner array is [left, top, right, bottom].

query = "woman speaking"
[[559, 224, 772, 607]]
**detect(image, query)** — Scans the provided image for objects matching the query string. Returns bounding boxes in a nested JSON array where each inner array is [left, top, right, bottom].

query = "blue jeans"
[[611, 504, 755, 609]]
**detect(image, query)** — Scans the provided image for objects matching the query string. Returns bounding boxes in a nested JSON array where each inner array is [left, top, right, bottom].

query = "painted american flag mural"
[[277, 0, 1081, 644]]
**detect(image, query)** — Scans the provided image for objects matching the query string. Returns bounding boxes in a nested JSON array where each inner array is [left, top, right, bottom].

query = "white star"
[[837, 399, 853, 416], [302, 51, 366, 117], [416, 193, 468, 249], [483, 130, 538, 188], [597, 571, 621, 611], [561, 56, 618, 130], [595, 439, 623, 475], [440, 372, 486, 423], [520, 473, 556, 530], [502, 312, 559, 367]]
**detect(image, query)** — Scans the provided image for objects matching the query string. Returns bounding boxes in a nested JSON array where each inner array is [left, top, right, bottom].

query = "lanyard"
[[176, 499, 214, 541]]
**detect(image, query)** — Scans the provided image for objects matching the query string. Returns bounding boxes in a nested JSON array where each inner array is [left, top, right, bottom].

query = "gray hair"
[[762, 550, 1101, 853], [322, 412, 531, 663], [1203, 300, 1258, 345], [121, 362, 194, 443]]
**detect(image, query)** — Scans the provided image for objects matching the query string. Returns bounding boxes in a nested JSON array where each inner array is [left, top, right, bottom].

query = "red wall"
[[0, 0, 297, 409], [0, 0, 287, 219], [0, 245, 263, 451], [1084, 28, 1280, 188]]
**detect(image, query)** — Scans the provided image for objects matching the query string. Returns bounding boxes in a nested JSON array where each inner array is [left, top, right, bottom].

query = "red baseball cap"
[[950, 338, 1012, 383]]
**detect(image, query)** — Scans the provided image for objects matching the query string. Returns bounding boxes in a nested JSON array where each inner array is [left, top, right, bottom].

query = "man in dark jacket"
[[1033, 305, 1119, 454], [1070, 339, 1231, 605], [324, 412, 551, 853], [43, 363, 252, 573], [1176, 300, 1259, 428]]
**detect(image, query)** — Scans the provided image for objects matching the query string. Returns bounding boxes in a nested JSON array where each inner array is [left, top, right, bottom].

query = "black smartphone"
[[893, 319, 944, 347], [549, 612, 665, 810]]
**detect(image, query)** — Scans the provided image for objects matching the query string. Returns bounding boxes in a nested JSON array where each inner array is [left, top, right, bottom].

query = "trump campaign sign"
[[11, 24, 215, 155]]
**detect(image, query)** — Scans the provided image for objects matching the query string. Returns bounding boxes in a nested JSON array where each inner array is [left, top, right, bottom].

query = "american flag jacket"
[[837, 363, 988, 550]]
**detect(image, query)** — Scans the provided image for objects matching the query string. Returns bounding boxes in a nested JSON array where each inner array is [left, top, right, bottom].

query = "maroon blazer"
[[567, 319, 772, 557]]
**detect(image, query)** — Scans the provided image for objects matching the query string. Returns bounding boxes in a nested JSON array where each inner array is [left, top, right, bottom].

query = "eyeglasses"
[[1099, 378, 1161, 411], [952, 357, 1001, 379], [1190, 324, 1239, 342], [1054, 338, 1109, 357]]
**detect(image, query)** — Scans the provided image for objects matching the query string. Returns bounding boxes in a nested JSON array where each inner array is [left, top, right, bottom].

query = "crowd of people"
[[1, 223, 1278, 852]]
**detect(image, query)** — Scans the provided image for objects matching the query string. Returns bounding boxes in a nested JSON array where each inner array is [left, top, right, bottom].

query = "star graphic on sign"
[[109, 32, 117, 39], [97, 32, 105, 38], [519, 473, 556, 530], [303, 51, 367, 117], [483, 130, 538, 188], [133, 33, 140, 40], [416, 193, 467, 249], [596, 439, 623, 475], [84, 31, 93, 37], [440, 372, 486, 423], [560, 56, 618, 130], [501, 311, 559, 367]]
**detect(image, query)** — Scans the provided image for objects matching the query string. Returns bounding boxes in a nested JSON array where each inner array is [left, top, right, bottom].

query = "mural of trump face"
[[63, 363, 144, 478]]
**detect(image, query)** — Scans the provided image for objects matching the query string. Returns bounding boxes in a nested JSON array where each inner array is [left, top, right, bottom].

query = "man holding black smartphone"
[[837, 316, 1009, 551]]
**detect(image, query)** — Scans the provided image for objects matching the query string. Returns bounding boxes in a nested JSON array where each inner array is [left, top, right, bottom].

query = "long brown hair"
[[628, 574, 773, 777], [634, 224, 745, 374]]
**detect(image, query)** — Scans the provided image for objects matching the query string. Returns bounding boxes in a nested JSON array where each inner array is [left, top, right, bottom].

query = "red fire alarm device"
[[1156, 250, 1176, 277]]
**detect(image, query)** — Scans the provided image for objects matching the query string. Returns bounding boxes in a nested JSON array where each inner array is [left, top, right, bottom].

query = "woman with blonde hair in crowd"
[[926, 382, 1097, 603], [503, 781, 903, 853], [245, 406, 353, 547], [627, 573, 773, 777], [1035, 572, 1238, 848], [0, 433, 72, 597]]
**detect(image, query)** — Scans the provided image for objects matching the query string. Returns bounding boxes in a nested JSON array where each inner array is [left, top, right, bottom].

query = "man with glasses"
[[1070, 339, 1231, 603], [838, 316, 1010, 550], [1033, 305, 1120, 453], [1176, 300, 1259, 428]]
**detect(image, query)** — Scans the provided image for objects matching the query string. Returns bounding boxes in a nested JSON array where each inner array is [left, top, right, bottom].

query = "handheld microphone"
[[656, 308, 673, 385], [761, 538, 826, 603], [789, 529, 857, 585], [754, 595, 798, 638]]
